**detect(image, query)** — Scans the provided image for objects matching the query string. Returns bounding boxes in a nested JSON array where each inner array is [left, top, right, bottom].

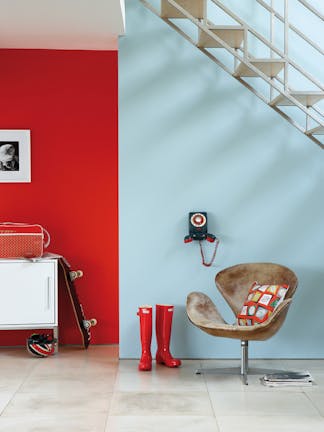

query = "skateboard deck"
[[58, 257, 97, 349]]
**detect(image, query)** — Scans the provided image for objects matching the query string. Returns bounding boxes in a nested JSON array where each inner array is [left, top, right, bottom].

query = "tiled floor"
[[0, 346, 323, 431]]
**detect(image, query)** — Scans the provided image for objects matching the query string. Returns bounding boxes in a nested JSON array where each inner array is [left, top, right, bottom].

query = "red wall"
[[0, 49, 118, 345]]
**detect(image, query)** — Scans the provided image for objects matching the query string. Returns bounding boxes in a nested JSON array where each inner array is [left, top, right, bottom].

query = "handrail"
[[166, 0, 324, 127], [298, 0, 324, 21], [211, 0, 324, 91], [256, 0, 324, 56]]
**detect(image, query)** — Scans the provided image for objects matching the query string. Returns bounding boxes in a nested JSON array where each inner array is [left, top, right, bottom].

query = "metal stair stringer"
[[139, 0, 324, 149]]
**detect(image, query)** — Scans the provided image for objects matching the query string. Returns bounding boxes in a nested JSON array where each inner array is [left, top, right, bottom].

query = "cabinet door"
[[0, 262, 56, 325]]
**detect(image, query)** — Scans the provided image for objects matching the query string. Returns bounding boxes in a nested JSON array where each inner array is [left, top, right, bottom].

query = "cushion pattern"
[[237, 282, 289, 326]]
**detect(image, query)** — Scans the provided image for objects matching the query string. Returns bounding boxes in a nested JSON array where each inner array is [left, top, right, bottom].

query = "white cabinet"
[[0, 259, 58, 342]]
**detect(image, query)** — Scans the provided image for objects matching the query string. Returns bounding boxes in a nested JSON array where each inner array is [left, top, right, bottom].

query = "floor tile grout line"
[[200, 360, 222, 431], [0, 358, 39, 416], [106, 363, 122, 426], [303, 390, 324, 418]]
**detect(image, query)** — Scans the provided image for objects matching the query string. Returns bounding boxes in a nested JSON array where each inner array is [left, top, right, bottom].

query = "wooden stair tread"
[[234, 59, 285, 78], [270, 91, 324, 107], [161, 0, 205, 19], [198, 26, 244, 49], [307, 126, 324, 135]]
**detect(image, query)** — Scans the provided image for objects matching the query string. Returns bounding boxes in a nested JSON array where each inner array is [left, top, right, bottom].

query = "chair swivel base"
[[195, 366, 287, 385], [195, 341, 286, 385]]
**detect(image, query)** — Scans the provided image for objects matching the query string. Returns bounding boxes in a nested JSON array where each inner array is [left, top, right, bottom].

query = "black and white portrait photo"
[[0, 141, 19, 171], [0, 130, 30, 183]]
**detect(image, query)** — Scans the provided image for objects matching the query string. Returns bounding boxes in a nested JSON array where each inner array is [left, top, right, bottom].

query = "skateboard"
[[58, 257, 97, 349]]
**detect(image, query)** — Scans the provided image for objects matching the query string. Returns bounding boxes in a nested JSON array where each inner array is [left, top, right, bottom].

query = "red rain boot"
[[155, 304, 181, 368], [137, 305, 152, 371]]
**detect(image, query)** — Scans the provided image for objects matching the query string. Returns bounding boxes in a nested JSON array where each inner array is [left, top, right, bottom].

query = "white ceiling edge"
[[0, 36, 119, 51], [0, 0, 125, 51]]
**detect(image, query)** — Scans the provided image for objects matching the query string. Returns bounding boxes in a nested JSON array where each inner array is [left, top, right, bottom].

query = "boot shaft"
[[137, 305, 152, 347], [137, 305, 152, 371], [155, 304, 174, 345]]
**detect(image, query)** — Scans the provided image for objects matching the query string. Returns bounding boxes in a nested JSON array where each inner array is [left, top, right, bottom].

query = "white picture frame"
[[0, 130, 31, 183]]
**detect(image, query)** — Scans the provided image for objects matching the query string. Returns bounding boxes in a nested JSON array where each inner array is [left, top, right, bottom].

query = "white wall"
[[119, 0, 324, 359]]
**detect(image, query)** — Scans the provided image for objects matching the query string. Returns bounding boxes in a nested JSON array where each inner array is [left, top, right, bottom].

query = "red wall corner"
[[0, 49, 118, 346]]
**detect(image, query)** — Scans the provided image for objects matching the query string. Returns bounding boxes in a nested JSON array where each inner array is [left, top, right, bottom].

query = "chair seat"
[[187, 291, 292, 341]]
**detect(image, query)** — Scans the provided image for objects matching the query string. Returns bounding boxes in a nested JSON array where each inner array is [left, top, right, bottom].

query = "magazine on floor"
[[260, 371, 314, 387]]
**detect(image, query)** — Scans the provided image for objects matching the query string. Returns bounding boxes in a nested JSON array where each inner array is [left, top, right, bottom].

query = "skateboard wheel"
[[70, 270, 83, 281], [83, 318, 97, 329], [83, 320, 91, 329]]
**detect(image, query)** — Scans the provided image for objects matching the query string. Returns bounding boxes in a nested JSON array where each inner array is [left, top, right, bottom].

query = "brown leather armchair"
[[186, 263, 298, 384]]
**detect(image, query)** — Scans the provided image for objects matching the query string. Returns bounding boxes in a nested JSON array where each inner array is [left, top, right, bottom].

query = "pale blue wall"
[[119, 0, 324, 359]]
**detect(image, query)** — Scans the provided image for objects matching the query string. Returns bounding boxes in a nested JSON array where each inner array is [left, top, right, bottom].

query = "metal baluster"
[[270, 0, 275, 101], [284, 0, 289, 92]]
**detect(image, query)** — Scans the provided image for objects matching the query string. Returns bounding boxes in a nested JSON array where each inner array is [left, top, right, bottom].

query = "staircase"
[[139, 0, 324, 149]]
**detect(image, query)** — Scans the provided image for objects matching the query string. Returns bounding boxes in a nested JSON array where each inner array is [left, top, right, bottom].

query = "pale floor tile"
[[42, 346, 119, 368], [201, 358, 287, 367], [18, 346, 118, 395], [201, 359, 242, 369], [116, 358, 201, 372], [115, 360, 206, 393], [204, 372, 308, 392], [0, 393, 17, 416], [0, 371, 34, 394], [201, 358, 316, 392], [1, 392, 112, 418], [0, 347, 323, 430], [110, 392, 214, 416], [209, 391, 320, 417], [0, 414, 108, 432], [200, 358, 287, 375], [217, 415, 324, 432], [117, 360, 141, 373], [204, 373, 246, 392], [117, 359, 201, 374], [0, 348, 38, 373], [304, 372, 324, 392], [28, 361, 118, 377], [105, 416, 219, 432], [282, 359, 324, 372], [114, 372, 207, 392], [19, 371, 116, 395], [248, 359, 288, 369], [32, 362, 118, 379], [155, 359, 203, 372], [305, 392, 324, 416]]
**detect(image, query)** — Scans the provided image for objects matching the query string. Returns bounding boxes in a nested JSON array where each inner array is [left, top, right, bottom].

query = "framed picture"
[[0, 130, 31, 183]]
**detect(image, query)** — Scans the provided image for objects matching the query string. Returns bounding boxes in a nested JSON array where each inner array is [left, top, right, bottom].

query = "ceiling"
[[0, 0, 125, 50]]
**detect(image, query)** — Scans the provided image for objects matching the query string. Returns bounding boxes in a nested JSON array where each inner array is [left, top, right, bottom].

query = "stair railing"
[[257, 0, 324, 132], [139, 0, 324, 148]]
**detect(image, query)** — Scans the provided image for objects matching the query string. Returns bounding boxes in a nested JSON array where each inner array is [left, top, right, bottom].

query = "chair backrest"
[[215, 263, 298, 316]]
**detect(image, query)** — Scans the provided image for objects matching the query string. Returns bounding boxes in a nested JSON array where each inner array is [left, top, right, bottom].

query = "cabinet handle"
[[46, 277, 51, 310]]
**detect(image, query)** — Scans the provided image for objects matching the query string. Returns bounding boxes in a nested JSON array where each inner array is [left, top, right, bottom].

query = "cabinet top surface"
[[0, 253, 61, 264], [0, 258, 58, 264]]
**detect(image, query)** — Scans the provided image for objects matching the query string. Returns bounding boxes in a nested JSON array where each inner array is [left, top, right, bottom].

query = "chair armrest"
[[233, 298, 293, 340], [187, 293, 293, 342], [254, 298, 292, 329], [186, 291, 227, 327]]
